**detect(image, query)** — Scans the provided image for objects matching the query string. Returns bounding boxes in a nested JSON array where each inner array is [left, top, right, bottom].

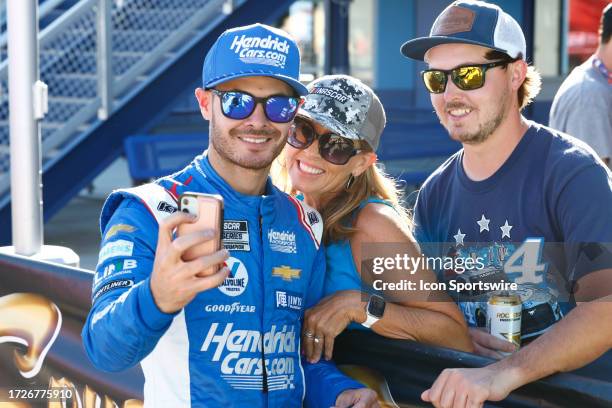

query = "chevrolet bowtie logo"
[[272, 266, 301, 281]]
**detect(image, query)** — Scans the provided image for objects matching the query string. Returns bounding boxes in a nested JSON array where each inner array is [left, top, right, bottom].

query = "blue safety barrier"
[[124, 133, 208, 183], [378, 122, 461, 187]]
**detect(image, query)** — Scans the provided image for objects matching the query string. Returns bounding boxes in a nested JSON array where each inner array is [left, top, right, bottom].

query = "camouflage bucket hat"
[[299, 75, 386, 151]]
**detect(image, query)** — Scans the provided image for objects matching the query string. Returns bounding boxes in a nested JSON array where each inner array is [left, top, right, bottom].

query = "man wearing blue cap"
[[401, 1, 612, 407], [82, 23, 376, 408]]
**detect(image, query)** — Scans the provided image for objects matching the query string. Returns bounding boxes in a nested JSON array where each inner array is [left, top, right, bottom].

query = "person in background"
[[550, 3, 612, 168], [274, 74, 473, 365], [82, 23, 378, 408], [400, 0, 612, 406]]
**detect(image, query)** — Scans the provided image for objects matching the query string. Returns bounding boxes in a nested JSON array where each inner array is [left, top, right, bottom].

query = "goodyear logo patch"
[[272, 265, 301, 282], [205, 302, 256, 314]]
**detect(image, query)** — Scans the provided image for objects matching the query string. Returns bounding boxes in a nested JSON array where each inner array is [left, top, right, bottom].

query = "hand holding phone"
[[150, 206, 228, 314], [177, 193, 224, 269]]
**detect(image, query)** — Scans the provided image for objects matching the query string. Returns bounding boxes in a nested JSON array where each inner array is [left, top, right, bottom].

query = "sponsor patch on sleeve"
[[93, 259, 138, 288], [157, 201, 178, 214], [98, 239, 134, 265], [92, 279, 134, 302], [104, 224, 136, 241]]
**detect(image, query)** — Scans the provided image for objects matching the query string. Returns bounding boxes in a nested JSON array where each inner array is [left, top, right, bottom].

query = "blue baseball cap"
[[202, 23, 308, 96], [401, 0, 526, 61]]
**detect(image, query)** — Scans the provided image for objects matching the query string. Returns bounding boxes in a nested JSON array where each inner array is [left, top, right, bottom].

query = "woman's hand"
[[302, 290, 366, 363]]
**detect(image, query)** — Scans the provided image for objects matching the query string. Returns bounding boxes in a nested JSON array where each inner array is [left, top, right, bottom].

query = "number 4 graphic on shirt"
[[504, 238, 547, 284]]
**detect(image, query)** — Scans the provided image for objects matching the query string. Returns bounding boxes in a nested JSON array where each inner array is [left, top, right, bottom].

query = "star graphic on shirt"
[[476, 214, 490, 233], [500, 220, 513, 239], [453, 229, 466, 245]]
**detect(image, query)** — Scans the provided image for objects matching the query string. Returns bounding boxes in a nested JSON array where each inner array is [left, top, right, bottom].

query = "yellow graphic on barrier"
[[0, 293, 144, 407], [0, 293, 62, 379]]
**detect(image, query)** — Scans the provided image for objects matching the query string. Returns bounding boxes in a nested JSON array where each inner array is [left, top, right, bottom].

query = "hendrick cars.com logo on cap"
[[230, 34, 290, 68]]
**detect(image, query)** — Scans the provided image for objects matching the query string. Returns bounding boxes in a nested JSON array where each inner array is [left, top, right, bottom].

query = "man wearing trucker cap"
[[82, 23, 377, 408], [402, 1, 612, 406]]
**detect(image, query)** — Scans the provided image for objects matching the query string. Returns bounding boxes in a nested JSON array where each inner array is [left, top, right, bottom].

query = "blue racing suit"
[[82, 153, 363, 407]]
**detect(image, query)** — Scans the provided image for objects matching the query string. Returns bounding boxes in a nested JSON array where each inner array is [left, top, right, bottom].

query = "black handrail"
[[334, 330, 612, 407]]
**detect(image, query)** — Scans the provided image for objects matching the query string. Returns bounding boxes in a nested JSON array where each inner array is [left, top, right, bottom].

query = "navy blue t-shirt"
[[414, 122, 612, 338]]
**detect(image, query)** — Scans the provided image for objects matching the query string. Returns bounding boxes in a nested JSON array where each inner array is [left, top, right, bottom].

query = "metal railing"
[[0, 0, 68, 55], [0, 0, 240, 201]]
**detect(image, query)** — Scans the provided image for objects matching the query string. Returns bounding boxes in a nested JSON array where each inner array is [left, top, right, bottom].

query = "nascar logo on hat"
[[202, 23, 308, 96]]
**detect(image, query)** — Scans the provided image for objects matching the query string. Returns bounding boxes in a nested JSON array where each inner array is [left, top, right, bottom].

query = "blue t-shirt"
[[414, 122, 612, 338]]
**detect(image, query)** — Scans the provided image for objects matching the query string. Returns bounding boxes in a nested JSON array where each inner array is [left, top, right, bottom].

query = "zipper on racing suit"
[[259, 214, 269, 395]]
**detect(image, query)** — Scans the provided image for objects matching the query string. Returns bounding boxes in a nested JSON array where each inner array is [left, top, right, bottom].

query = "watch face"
[[368, 295, 386, 318]]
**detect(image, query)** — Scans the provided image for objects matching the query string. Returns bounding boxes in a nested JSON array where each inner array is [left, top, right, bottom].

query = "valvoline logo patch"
[[229, 34, 290, 68], [218, 257, 248, 297]]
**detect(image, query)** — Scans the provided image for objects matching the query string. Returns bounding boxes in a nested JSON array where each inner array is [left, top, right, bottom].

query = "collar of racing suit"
[[190, 151, 279, 221]]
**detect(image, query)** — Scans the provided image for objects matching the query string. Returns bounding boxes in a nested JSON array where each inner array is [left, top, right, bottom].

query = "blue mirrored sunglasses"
[[210, 89, 302, 123]]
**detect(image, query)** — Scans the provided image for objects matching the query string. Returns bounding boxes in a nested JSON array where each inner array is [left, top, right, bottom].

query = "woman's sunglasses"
[[211, 89, 301, 123], [287, 117, 362, 165], [421, 60, 511, 94]]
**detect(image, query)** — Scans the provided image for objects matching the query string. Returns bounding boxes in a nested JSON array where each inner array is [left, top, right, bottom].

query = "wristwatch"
[[362, 294, 386, 328]]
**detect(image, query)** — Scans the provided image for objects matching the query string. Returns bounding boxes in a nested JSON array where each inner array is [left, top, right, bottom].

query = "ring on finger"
[[304, 331, 314, 338], [314, 337, 322, 344]]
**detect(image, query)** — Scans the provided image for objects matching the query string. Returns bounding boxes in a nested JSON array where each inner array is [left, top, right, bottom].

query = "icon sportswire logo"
[[230, 34, 290, 68], [201, 323, 297, 391]]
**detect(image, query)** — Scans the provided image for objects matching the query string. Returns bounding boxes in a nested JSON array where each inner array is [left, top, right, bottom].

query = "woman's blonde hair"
[[273, 145, 411, 244]]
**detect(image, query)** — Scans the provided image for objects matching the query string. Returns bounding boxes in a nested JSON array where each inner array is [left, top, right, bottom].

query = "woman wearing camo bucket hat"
[[274, 75, 472, 365]]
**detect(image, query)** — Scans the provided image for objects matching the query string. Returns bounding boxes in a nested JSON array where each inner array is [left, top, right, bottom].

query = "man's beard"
[[210, 119, 287, 170], [444, 89, 509, 145]]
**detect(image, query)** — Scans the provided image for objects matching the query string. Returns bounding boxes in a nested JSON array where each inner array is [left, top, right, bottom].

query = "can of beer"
[[487, 291, 522, 351]]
